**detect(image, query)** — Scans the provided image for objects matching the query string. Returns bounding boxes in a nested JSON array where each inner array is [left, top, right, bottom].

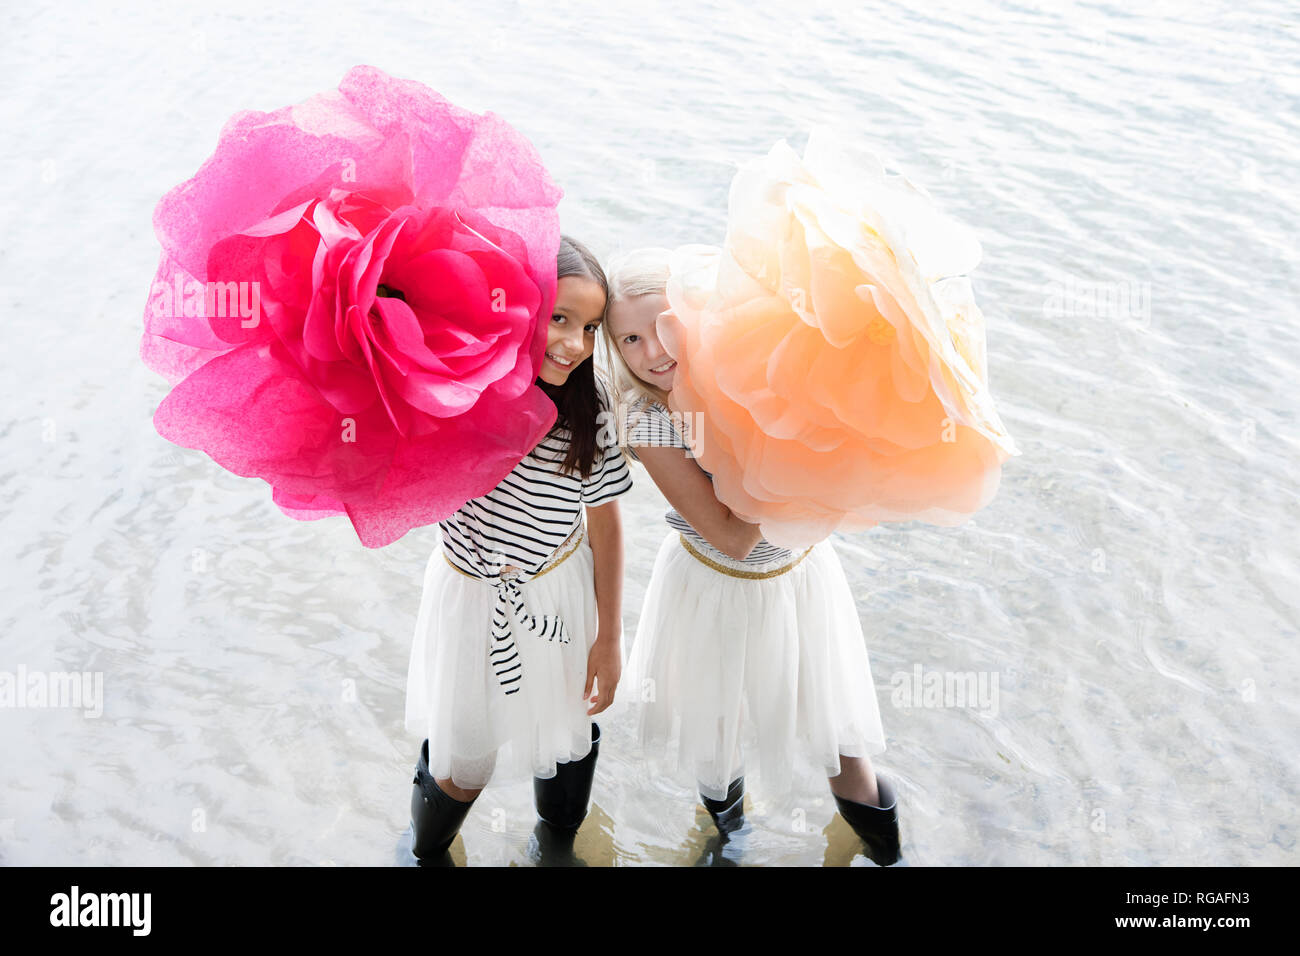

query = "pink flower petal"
[[142, 66, 563, 547]]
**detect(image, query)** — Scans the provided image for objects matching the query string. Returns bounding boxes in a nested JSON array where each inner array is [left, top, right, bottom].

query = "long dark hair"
[[538, 235, 607, 479]]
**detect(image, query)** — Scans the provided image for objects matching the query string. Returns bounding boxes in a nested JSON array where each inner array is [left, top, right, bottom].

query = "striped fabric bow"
[[488, 572, 569, 695]]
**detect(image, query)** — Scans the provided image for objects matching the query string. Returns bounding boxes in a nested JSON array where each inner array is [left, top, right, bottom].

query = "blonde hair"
[[599, 247, 675, 450]]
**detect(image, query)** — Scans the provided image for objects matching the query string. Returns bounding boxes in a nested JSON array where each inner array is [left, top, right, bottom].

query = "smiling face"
[[606, 292, 677, 392], [540, 275, 606, 385]]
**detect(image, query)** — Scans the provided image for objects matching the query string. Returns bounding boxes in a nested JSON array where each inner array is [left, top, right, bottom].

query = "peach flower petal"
[[662, 130, 1019, 549]]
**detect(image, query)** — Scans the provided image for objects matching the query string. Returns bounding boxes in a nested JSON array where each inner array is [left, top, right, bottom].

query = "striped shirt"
[[623, 397, 792, 566], [438, 375, 633, 695], [440, 375, 634, 578]]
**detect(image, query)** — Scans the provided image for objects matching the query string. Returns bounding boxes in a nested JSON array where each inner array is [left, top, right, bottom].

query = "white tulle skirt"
[[623, 530, 887, 802], [404, 527, 597, 791]]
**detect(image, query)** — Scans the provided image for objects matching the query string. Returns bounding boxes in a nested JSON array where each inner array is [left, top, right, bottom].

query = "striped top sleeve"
[[624, 397, 693, 463], [581, 375, 635, 505], [621, 395, 794, 566]]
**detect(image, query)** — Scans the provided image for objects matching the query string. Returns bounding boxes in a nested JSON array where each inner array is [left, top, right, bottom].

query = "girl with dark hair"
[[404, 235, 632, 864]]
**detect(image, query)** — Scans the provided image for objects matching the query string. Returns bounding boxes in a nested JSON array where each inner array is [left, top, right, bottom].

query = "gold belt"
[[443, 524, 586, 583], [678, 534, 814, 579]]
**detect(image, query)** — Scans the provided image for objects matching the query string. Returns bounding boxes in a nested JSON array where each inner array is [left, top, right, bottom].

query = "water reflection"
[[2, 0, 1296, 866]]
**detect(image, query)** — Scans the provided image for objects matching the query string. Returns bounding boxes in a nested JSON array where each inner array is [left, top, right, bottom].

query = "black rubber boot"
[[410, 739, 476, 862], [832, 773, 901, 866], [528, 819, 587, 867], [533, 723, 600, 829], [700, 776, 745, 837]]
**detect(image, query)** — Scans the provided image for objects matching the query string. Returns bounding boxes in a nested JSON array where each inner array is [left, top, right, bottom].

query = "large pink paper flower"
[[142, 66, 562, 548], [661, 129, 1020, 549]]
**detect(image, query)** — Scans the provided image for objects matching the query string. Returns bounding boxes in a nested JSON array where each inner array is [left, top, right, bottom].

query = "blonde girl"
[[601, 247, 900, 865]]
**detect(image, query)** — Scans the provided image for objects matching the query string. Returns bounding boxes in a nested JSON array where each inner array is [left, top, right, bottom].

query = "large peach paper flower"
[[660, 129, 1020, 549], [141, 66, 562, 548]]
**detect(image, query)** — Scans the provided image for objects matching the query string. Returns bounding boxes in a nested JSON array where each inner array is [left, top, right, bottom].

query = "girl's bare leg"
[[828, 754, 881, 806], [436, 777, 483, 802]]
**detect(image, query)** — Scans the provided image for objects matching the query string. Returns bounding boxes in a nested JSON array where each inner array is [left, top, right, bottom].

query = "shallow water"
[[1, 0, 1297, 865]]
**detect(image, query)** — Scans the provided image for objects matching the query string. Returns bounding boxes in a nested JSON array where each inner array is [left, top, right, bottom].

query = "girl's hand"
[[584, 635, 622, 715]]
